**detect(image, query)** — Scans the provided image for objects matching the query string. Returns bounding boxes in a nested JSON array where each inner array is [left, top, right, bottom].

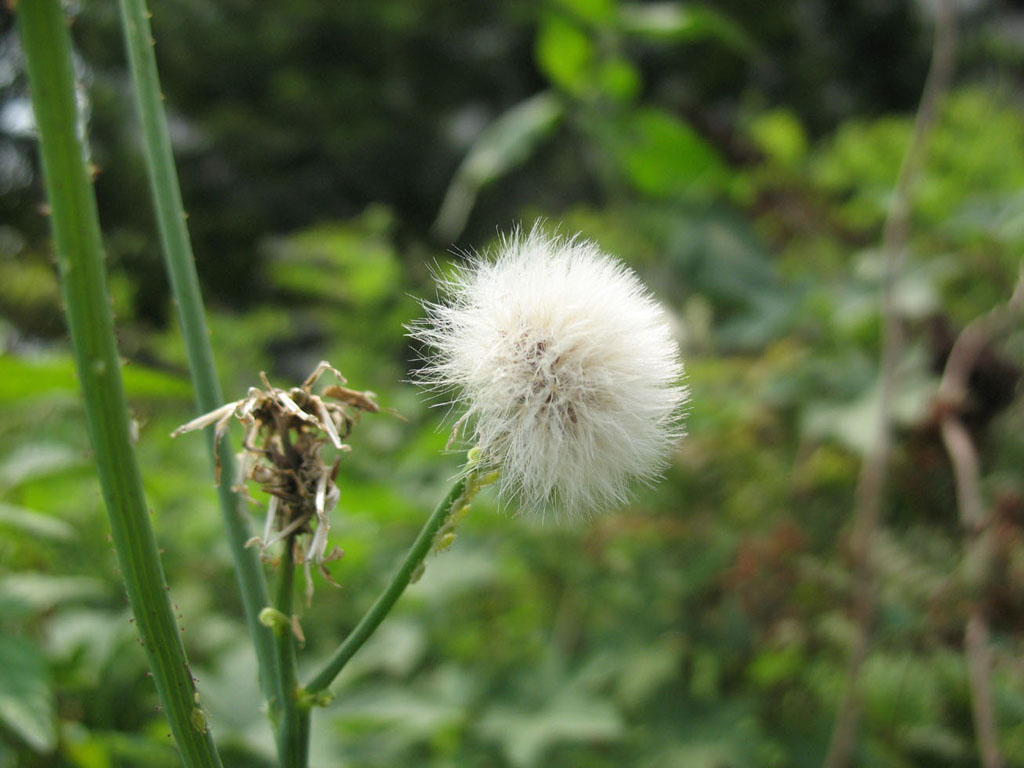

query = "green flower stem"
[[272, 537, 309, 768], [114, 0, 281, 720], [17, 3, 221, 766], [305, 475, 471, 694]]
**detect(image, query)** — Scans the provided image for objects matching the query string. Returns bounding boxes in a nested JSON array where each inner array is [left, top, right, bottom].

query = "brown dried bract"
[[172, 361, 383, 601]]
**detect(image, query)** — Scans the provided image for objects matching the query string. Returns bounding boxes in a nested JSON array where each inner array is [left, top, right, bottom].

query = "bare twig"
[[965, 611, 1003, 768], [932, 261, 1022, 768], [824, 4, 958, 766], [940, 417, 1003, 768], [939, 265, 1024, 408], [940, 417, 985, 531]]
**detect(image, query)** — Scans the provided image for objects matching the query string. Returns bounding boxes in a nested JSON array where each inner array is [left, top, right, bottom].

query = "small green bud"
[[190, 707, 207, 734], [296, 688, 335, 710], [478, 470, 500, 487], [410, 561, 426, 584], [258, 607, 290, 634], [434, 532, 457, 552]]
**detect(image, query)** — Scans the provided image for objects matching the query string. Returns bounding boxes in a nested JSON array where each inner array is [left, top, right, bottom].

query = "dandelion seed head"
[[410, 227, 687, 519]]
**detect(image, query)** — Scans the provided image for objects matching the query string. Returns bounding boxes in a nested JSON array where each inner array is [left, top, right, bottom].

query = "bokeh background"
[[1, 1, 1024, 766]]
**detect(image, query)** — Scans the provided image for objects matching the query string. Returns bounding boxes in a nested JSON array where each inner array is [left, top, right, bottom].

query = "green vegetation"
[[1, 1, 1022, 767], [14, 1, 220, 765]]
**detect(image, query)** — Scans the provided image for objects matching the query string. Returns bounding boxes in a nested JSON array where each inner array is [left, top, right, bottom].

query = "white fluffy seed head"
[[409, 227, 688, 519]]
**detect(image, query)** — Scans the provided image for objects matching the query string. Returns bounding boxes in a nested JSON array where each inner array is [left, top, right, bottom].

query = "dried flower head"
[[409, 228, 687, 518], [172, 361, 381, 600]]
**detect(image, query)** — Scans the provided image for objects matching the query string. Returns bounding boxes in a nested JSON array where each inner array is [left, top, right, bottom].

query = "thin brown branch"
[[940, 416, 985, 531], [939, 263, 1024, 406], [965, 611, 1003, 768], [823, 3, 958, 766], [932, 260, 1023, 768], [940, 417, 1004, 768]]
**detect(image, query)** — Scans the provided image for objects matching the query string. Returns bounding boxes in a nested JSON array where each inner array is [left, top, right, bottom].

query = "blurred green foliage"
[[1, 1, 1023, 767]]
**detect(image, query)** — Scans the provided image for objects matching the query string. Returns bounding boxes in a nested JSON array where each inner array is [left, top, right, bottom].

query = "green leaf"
[[189, 643, 265, 735], [408, 547, 501, 603], [330, 619, 428, 682], [596, 57, 642, 102], [60, 722, 115, 768], [536, 15, 595, 96], [647, 702, 767, 768], [749, 109, 808, 169], [748, 645, 804, 689], [0, 502, 74, 540], [0, 443, 86, 489], [0, 573, 107, 616], [433, 92, 564, 240], [46, 609, 135, 681], [619, 2, 753, 53], [477, 690, 624, 768], [266, 208, 400, 305], [331, 684, 463, 737], [536, 7, 641, 102], [608, 108, 729, 198], [0, 355, 191, 403], [616, 637, 684, 707], [557, 0, 616, 24], [62, 723, 182, 768], [801, 348, 938, 455], [0, 635, 55, 752]]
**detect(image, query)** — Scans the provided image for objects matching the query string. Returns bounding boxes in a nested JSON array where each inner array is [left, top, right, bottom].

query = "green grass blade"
[[16, 2, 221, 765], [115, 0, 282, 721]]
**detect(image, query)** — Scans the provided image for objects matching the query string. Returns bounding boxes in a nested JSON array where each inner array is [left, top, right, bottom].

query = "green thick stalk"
[[17, 3, 221, 766], [272, 538, 310, 768], [306, 476, 469, 694], [114, 0, 282, 721]]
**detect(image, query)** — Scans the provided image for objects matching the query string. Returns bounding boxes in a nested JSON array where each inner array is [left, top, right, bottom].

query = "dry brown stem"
[[823, 3, 958, 766], [931, 263, 1023, 768]]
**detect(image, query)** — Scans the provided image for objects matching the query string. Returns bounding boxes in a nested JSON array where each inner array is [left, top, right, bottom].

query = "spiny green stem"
[[114, 0, 281, 720], [17, 2, 221, 765], [305, 475, 472, 694], [273, 537, 309, 768]]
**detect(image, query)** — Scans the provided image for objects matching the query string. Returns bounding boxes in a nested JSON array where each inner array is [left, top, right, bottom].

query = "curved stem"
[[17, 3, 221, 765], [305, 476, 469, 694], [115, 0, 281, 720]]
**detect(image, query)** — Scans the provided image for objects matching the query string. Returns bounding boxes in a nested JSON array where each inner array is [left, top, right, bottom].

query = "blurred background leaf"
[[1, 0, 1023, 766], [0, 635, 54, 753]]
